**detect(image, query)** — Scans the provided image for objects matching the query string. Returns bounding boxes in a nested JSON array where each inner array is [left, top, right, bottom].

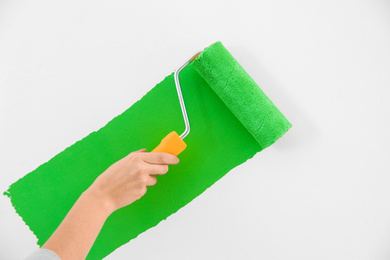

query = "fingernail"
[[176, 158, 180, 164]]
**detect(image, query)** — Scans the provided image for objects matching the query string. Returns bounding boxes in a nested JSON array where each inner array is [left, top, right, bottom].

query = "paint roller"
[[151, 41, 291, 155]]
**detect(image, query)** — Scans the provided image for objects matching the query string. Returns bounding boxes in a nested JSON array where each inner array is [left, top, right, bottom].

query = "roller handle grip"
[[151, 131, 187, 156]]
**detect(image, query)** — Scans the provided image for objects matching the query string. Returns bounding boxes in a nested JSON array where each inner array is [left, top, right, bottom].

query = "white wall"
[[1, 0, 390, 259]]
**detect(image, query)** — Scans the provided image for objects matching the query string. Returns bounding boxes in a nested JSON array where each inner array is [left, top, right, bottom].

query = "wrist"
[[82, 187, 116, 217]]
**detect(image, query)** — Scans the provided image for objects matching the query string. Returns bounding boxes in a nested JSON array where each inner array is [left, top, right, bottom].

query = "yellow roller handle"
[[151, 131, 187, 156]]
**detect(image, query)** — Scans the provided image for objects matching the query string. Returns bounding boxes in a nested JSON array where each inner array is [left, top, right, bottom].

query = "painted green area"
[[4, 42, 291, 259]]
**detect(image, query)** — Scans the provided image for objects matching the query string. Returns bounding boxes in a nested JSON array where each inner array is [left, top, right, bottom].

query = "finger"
[[145, 175, 157, 186], [141, 152, 179, 165], [124, 149, 146, 159], [146, 164, 169, 176], [133, 148, 147, 153]]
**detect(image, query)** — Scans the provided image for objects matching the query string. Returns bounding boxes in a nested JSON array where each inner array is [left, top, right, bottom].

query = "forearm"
[[42, 188, 114, 260]]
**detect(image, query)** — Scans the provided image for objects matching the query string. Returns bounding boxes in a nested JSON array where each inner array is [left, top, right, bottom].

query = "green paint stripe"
[[4, 42, 291, 259]]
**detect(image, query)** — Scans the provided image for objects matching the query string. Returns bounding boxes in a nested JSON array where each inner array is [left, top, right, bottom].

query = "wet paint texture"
[[4, 42, 291, 259]]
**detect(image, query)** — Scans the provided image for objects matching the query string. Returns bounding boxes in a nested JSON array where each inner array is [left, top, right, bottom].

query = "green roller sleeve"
[[192, 42, 292, 148]]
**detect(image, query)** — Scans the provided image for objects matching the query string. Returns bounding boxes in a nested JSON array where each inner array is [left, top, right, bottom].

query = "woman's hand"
[[87, 149, 180, 214], [42, 149, 179, 260]]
